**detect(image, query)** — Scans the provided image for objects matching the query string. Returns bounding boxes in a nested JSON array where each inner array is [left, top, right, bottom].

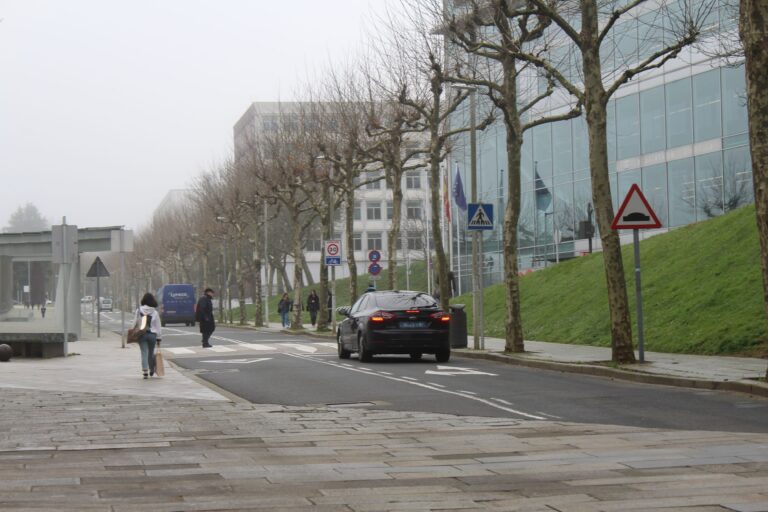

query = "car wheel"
[[358, 333, 373, 362], [338, 332, 351, 359], [435, 348, 450, 363], [409, 352, 422, 361]]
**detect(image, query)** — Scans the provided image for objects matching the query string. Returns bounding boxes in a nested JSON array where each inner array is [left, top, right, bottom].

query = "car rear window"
[[372, 293, 437, 309]]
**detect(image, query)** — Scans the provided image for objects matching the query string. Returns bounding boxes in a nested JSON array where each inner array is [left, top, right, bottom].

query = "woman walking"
[[277, 292, 292, 328], [306, 289, 320, 327], [133, 292, 163, 379]]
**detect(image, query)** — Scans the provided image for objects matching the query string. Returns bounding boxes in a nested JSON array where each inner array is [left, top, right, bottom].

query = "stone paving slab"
[[1, 386, 768, 511]]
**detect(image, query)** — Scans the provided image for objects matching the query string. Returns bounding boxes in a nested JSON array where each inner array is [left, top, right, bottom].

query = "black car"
[[336, 290, 451, 362]]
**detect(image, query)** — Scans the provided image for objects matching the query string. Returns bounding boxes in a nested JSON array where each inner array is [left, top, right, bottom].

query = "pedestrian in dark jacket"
[[306, 289, 320, 326], [278, 293, 293, 328], [196, 288, 215, 348]]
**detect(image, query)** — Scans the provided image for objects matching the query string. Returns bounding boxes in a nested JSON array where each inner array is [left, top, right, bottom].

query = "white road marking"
[[426, 382, 446, 388], [425, 366, 498, 377], [283, 353, 547, 420], [240, 343, 274, 351], [279, 343, 317, 353], [165, 347, 195, 355], [209, 346, 236, 353], [200, 358, 272, 364], [491, 398, 513, 405], [400, 376, 418, 381], [316, 342, 337, 349], [458, 390, 477, 395]]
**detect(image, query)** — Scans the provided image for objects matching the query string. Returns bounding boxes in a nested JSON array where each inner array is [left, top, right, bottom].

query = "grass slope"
[[237, 205, 765, 355], [459, 204, 766, 355]]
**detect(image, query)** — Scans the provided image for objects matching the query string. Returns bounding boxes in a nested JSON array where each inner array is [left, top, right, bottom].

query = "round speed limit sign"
[[325, 240, 341, 256]]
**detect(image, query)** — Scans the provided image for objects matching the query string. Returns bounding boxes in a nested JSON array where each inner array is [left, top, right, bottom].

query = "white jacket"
[[133, 305, 163, 340]]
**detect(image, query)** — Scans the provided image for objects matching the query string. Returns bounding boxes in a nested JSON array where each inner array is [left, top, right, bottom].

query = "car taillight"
[[430, 312, 450, 322], [370, 311, 396, 323], [406, 310, 420, 314]]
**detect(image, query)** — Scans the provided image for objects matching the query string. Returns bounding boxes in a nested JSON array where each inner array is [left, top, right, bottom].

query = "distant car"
[[99, 297, 112, 312], [81, 295, 93, 303], [336, 290, 451, 363]]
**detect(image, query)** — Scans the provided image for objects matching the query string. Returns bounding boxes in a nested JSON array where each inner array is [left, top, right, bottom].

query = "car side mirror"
[[336, 306, 351, 317]]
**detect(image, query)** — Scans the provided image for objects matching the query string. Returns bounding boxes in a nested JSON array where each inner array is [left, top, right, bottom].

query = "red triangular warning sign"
[[611, 184, 662, 230]]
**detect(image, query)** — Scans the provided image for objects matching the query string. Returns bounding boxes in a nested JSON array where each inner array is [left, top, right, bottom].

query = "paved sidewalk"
[[1, 326, 767, 511]]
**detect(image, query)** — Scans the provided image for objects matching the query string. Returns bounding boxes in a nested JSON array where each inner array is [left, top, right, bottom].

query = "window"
[[405, 172, 422, 189], [365, 173, 382, 190], [353, 201, 361, 221], [552, 120, 572, 175], [366, 201, 382, 220], [367, 231, 383, 251], [616, 95, 640, 160], [724, 146, 753, 211], [693, 70, 721, 142], [614, 18, 639, 66], [533, 124, 553, 177], [352, 232, 362, 251], [406, 200, 422, 220], [407, 232, 423, 250], [642, 163, 668, 227], [695, 152, 724, 220], [572, 117, 589, 172], [666, 77, 693, 148], [722, 64, 748, 137], [668, 157, 695, 227], [386, 200, 393, 220], [305, 239, 322, 252], [640, 86, 666, 154]]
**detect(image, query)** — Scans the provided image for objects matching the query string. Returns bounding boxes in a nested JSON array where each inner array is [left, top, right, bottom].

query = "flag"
[[443, 170, 452, 222], [534, 170, 552, 211], [452, 165, 468, 211]]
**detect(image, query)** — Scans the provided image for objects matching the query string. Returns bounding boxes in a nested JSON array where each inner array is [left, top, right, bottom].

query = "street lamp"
[[452, 84, 484, 350]]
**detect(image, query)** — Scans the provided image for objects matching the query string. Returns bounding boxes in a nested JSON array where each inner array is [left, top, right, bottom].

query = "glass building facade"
[[447, 3, 753, 293]]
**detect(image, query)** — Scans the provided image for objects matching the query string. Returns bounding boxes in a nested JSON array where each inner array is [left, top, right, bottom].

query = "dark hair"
[[204, 287, 214, 294], [140, 293, 158, 308]]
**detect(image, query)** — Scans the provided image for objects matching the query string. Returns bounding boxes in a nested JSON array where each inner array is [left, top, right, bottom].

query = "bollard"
[[449, 305, 468, 348], [0, 344, 12, 362]]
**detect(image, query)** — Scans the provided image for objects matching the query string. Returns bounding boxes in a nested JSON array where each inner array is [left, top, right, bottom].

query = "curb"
[[456, 349, 768, 399]]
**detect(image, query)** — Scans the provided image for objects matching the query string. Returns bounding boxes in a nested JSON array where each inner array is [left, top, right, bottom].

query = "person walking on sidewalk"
[[196, 288, 215, 348], [278, 292, 292, 328], [134, 292, 163, 379], [306, 289, 320, 327]]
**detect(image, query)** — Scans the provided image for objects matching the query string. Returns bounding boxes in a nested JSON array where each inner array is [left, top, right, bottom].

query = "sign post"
[[611, 184, 662, 363], [86, 257, 110, 338], [467, 203, 493, 350]]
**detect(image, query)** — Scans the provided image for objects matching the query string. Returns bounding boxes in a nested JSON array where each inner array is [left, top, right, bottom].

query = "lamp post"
[[452, 85, 482, 350]]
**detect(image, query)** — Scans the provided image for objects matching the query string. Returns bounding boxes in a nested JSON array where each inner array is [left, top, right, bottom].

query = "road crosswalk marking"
[[208, 346, 236, 353], [279, 343, 317, 353], [240, 343, 273, 351], [165, 347, 195, 355]]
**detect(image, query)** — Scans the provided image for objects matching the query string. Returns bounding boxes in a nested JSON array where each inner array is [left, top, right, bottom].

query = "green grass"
[[456, 204, 767, 355], [236, 205, 767, 355]]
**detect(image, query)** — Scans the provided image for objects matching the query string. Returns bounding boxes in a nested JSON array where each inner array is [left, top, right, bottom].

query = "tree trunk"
[[291, 208, 304, 330], [317, 195, 331, 331], [502, 59, 525, 353], [300, 251, 315, 287], [388, 152, 404, 291], [344, 186, 359, 303], [253, 255, 263, 327], [740, 0, 768, 380], [429, 88, 451, 310], [236, 236, 246, 325], [582, 2, 635, 363]]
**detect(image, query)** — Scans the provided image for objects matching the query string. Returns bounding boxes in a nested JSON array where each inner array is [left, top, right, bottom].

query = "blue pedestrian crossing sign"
[[467, 203, 494, 230]]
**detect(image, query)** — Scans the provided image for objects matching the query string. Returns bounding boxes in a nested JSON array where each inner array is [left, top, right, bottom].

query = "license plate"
[[399, 321, 428, 329]]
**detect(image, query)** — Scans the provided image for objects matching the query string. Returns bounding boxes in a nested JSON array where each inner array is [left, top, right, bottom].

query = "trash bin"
[[449, 304, 467, 348]]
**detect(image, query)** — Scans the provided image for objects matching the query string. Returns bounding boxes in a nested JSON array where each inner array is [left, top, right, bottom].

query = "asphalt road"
[[94, 311, 768, 433]]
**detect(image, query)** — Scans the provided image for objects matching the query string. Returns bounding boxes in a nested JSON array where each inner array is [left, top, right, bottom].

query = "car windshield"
[[372, 293, 437, 309]]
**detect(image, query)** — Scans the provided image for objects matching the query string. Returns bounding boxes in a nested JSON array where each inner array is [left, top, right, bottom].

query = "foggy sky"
[[0, 0, 398, 232]]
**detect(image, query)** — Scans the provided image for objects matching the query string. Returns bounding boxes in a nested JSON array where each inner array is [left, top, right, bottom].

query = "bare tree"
[[739, 0, 768, 380], [439, 0, 581, 353], [479, 0, 714, 362]]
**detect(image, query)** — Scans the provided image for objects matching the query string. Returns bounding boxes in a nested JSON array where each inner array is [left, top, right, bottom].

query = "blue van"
[[156, 284, 196, 327]]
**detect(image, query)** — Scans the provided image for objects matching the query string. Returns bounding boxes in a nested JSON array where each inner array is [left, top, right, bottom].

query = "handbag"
[[154, 348, 165, 377], [127, 314, 149, 344]]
